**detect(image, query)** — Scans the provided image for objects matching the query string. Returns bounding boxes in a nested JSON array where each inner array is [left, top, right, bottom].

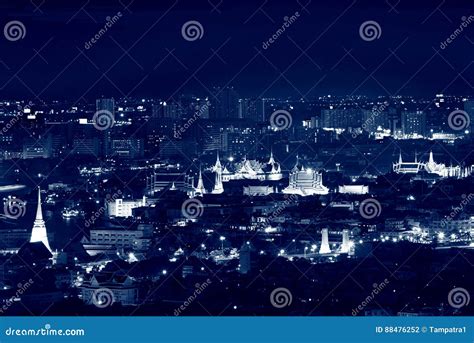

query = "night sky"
[[0, 0, 473, 100]]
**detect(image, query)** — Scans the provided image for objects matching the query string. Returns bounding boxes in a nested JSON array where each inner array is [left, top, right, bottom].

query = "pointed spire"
[[268, 149, 275, 165], [212, 154, 224, 194], [398, 151, 403, 164], [213, 150, 222, 171], [211, 169, 224, 194], [429, 150, 434, 164], [30, 187, 51, 253], [195, 166, 206, 196], [36, 186, 43, 221], [270, 163, 277, 173], [292, 154, 300, 172]]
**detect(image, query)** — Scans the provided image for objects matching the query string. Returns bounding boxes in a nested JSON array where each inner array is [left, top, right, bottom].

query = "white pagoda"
[[30, 187, 52, 252]]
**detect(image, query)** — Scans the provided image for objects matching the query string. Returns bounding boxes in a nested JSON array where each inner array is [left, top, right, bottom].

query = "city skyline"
[[0, 0, 473, 323], [0, 0, 473, 99]]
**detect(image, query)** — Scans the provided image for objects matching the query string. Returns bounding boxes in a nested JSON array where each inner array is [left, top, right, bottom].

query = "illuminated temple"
[[282, 157, 329, 196], [393, 151, 473, 178], [221, 151, 283, 182]]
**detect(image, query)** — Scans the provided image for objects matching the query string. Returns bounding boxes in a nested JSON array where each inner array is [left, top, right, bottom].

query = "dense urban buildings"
[[0, 0, 472, 321], [0, 93, 472, 316]]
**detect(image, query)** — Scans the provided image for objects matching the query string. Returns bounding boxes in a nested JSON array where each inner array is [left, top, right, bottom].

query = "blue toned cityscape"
[[0, 0, 473, 342]]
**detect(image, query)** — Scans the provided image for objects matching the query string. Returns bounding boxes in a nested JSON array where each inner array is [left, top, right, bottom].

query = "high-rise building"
[[212, 86, 239, 119], [152, 101, 181, 120], [401, 110, 426, 137], [463, 100, 474, 134], [239, 98, 265, 121], [362, 109, 389, 134], [30, 188, 52, 253], [321, 108, 362, 129], [239, 242, 253, 274], [96, 98, 115, 116], [22, 136, 53, 159], [107, 138, 144, 158], [73, 138, 101, 156], [223, 128, 257, 157], [96, 98, 115, 157]]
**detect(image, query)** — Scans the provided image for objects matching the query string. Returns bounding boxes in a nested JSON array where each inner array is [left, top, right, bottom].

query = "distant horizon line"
[[0, 93, 473, 103]]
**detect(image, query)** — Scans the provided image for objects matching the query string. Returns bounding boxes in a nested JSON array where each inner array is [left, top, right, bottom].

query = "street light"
[[304, 246, 308, 258]]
